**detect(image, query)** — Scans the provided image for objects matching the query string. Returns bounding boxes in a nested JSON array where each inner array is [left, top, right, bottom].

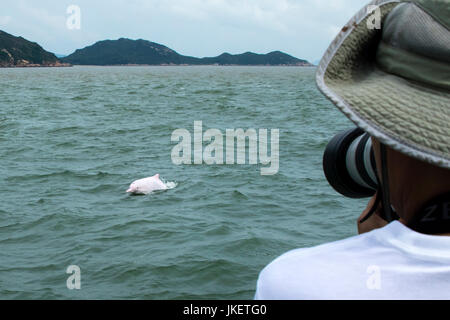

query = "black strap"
[[379, 144, 399, 222], [359, 143, 399, 224]]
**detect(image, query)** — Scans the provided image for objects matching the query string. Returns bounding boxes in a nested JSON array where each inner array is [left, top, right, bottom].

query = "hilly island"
[[61, 38, 312, 66], [0, 30, 68, 67], [0, 30, 312, 67]]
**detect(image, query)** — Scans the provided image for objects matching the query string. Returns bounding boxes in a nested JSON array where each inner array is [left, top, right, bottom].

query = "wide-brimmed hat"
[[316, 0, 450, 169]]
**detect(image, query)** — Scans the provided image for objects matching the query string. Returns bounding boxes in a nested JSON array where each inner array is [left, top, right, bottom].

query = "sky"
[[0, 0, 368, 63]]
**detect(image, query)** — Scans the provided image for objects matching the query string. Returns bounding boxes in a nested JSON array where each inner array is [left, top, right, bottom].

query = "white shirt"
[[255, 221, 450, 300]]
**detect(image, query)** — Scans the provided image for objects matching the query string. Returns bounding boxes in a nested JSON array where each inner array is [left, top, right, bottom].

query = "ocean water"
[[0, 66, 365, 299]]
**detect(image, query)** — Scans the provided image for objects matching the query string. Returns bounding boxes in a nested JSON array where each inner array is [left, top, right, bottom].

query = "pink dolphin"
[[126, 174, 168, 195]]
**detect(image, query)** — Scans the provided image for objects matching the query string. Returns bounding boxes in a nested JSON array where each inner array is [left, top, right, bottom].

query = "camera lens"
[[323, 128, 378, 198]]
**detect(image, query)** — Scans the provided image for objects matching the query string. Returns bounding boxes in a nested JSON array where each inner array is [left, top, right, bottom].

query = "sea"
[[0, 66, 366, 299]]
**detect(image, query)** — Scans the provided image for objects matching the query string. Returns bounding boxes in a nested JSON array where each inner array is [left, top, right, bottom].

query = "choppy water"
[[0, 66, 365, 299]]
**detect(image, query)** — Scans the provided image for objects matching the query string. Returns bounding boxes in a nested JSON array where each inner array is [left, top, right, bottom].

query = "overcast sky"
[[0, 0, 368, 63]]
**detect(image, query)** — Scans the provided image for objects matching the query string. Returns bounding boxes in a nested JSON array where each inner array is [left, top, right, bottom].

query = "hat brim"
[[316, 0, 450, 169]]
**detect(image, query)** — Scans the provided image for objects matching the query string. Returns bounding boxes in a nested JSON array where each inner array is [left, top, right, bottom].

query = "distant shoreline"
[[0, 64, 316, 69], [1, 30, 315, 69], [0, 63, 72, 69], [65, 64, 316, 67]]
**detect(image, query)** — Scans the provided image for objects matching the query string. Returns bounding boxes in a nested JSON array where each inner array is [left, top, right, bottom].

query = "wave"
[[164, 181, 178, 190], [5, 170, 116, 182]]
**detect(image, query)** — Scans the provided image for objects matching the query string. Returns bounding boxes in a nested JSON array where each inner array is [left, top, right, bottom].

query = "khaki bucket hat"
[[316, 0, 450, 169]]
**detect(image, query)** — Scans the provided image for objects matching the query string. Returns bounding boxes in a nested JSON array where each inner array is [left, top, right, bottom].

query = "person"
[[255, 0, 450, 300]]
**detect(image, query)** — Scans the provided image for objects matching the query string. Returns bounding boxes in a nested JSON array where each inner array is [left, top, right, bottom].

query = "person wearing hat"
[[255, 0, 450, 299]]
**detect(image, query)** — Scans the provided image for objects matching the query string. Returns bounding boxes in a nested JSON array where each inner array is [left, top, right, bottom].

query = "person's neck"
[[394, 186, 450, 236]]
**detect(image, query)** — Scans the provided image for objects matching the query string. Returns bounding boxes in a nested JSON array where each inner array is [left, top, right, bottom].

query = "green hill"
[[199, 51, 309, 66], [62, 38, 312, 66], [0, 30, 65, 67]]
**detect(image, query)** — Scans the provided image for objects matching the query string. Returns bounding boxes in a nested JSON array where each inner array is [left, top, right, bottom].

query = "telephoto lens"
[[323, 128, 378, 198]]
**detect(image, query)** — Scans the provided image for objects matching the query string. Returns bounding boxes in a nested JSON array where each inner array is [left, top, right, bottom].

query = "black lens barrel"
[[323, 128, 377, 198]]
